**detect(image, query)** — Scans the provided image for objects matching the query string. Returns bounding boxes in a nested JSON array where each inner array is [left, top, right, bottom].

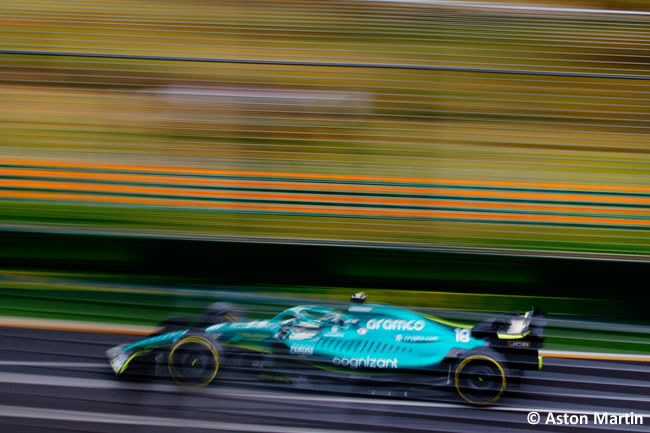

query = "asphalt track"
[[1, 327, 649, 433]]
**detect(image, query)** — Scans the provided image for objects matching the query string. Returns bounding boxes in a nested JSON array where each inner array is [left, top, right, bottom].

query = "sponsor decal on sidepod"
[[333, 356, 399, 369], [366, 319, 425, 331]]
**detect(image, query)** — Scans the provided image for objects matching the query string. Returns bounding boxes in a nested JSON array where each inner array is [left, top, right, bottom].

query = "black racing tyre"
[[454, 351, 507, 405], [168, 335, 220, 388]]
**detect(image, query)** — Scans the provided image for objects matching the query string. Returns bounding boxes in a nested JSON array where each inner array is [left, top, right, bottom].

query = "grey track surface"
[[1, 327, 649, 433]]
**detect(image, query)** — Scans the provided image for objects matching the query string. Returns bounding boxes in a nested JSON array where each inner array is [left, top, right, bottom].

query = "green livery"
[[107, 293, 544, 405]]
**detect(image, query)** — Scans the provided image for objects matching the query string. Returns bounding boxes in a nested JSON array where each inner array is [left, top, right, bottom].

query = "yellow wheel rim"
[[168, 336, 219, 388], [454, 354, 506, 405]]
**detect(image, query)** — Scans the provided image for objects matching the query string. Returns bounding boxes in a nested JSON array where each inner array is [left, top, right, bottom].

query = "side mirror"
[[350, 292, 367, 305]]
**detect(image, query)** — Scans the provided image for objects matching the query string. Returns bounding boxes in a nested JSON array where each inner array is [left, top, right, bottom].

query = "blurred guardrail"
[[1, 0, 650, 257]]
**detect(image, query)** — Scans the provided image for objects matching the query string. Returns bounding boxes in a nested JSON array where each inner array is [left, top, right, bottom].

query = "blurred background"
[[2, 0, 650, 254], [1, 0, 650, 431]]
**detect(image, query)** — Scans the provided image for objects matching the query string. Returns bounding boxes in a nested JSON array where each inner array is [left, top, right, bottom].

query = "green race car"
[[107, 293, 544, 405]]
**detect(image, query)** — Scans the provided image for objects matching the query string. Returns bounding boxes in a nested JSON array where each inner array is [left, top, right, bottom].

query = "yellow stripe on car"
[[118, 351, 149, 375], [497, 330, 531, 339], [421, 314, 472, 329]]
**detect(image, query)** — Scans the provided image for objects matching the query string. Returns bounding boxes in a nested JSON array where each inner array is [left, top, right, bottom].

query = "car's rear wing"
[[472, 308, 545, 348]]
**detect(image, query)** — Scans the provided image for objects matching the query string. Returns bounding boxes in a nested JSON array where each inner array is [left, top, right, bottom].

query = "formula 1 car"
[[106, 293, 544, 405]]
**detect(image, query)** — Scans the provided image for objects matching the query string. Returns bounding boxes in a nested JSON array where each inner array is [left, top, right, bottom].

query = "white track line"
[[0, 372, 648, 419], [0, 361, 107, 368], [0, 404, 365, 433], [223, 388, 650, 414]]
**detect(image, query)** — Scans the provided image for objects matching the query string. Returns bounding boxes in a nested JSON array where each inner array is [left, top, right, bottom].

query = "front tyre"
[[454, 352, 507, 405], [168, 335, 220, 388]]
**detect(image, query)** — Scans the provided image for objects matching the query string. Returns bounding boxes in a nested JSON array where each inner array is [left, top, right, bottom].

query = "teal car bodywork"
[[107, 297, 544, 404], [114, 304, 484, 373]]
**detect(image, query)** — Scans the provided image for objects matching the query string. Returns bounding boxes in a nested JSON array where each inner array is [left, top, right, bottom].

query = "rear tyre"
[[454, 351, 507, 405], [168, 335, 220, 388]]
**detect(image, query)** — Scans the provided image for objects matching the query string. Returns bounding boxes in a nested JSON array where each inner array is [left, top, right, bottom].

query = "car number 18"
[[455, 328, 471, 343]]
